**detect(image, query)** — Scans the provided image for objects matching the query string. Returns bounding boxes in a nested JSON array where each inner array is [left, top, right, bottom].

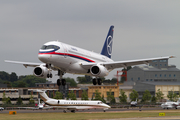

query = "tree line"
[[119, 89, 180, 104], [0, 71, 123, 88], [0, 71, 47, 87]]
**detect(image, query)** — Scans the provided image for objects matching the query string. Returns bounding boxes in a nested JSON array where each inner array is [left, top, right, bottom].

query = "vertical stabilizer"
[[101, 26, 114, 58], [38, 98, 40, 104], [36, 90, 50, 102]]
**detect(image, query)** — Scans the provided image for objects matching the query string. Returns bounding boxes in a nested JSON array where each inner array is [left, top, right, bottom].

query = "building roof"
[[134, 65, 180, 72], [141, 82, 180, 85], [119, 85, 133, 90]]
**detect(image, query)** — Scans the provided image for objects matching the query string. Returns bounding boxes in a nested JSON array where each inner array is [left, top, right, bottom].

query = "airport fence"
[[110, 103, 161, 108]]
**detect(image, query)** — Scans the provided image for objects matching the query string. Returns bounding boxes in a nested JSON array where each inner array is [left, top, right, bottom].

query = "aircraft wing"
[[5, 60, 42, 68], [81, 56, 174, 70], [103, 56, 174, 70]]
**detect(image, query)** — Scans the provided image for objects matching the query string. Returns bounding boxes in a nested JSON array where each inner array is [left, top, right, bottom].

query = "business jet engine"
[[90, 64, 109, 77], [33, 65, 50, 78]]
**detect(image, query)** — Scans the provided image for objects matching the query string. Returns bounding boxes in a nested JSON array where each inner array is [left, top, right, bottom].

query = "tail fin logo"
[[107, 35, 113, 56], [101, 26, 114, 58]]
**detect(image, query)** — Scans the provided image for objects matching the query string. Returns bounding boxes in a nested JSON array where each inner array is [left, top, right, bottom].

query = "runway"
[[0, 107, 164, 113]]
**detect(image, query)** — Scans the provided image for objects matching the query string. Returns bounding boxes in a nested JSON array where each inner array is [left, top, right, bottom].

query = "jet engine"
[[90, 65, 109, 77], [33, 65, 49, 78]]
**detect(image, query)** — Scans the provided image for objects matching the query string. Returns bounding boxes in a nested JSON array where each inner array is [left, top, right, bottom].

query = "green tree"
[[142, 90, 151, 103], [29, 95, 35, 104], [67, 91, 77, 100], [81, 90, 88, 100], [173, 92, 179, 102], [91, 94, 94, 100], [3, 81, 12, 88], [156, 89, 164, 102], [65, 77, 77, 87], [94, 90, 102, 101], [2, 93, 6, 104], [93, 90, 106, 103], [0, 71, 10, 81], [167, 91, 174, 101], [18, 75, 46, 87], [17, 96, 23, 105], [9, 72, 18, 82], [53, 91, 63, 99], [119, 89, 127, 103], [85, 75, 92, 83], [167, 91, 179, 102], [151, 95, 157, 103], [6, 97, 11, 104], [130, 89, 138, 101], [77, 76, 87, 84], [17, 81, 26, 87], [101, 95, 106, 103], [107, 89, 116, 104]]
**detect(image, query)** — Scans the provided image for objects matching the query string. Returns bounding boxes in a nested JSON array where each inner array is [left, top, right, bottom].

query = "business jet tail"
[[101, 25, 114, 58], [36, 90, 50, 102]]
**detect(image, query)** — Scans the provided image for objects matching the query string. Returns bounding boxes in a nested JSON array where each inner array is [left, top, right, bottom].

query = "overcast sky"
[[0, 0, 179, 83]]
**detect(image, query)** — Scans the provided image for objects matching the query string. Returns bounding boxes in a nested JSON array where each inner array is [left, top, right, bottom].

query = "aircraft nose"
[[104, 104, 111, 108], [38, 53, 49, 63]]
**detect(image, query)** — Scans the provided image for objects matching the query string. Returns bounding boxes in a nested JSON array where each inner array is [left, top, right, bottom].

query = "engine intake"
[[33, 65, 48, 78], [90, 65, 109, 77]]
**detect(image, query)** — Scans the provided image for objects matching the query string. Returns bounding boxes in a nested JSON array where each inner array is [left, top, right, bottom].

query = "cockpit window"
[[41, 45, 60, 50]]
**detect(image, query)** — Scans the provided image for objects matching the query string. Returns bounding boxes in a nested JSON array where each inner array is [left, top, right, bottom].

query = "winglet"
[[169, 56, 175, 58]]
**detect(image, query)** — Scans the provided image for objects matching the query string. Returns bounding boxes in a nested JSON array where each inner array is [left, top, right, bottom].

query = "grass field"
[[0, 110, 180, 120]]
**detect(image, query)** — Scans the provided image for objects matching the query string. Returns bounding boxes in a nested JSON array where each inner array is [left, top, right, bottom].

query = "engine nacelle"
[[90, 65, 109, 77], [33, 65, 49, 78]]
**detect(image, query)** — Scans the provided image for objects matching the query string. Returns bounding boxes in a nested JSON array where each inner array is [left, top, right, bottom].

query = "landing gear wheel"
[[71, 110, 75, 113], [57, 79, 61, 86], [62, 79, 66, 86], [97, 78, 102, 85], [49, 73, 52, 78], [47, 74, 53, 78], [93, 78, 97, 85], [63, 110, 66, 113]]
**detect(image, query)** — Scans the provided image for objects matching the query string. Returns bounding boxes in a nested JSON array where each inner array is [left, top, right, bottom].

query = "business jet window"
[[41, 45, 60, 50]]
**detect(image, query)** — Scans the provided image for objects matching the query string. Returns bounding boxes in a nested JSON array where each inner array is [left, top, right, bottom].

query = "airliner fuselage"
[[38, 41, 113, 75]]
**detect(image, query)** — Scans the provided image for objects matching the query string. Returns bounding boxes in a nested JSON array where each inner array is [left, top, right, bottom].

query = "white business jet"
[[130, 99, 137, 107], [36, 90, 110, 113], [161, 99, 180, 109], [5, 26, 174, 86]]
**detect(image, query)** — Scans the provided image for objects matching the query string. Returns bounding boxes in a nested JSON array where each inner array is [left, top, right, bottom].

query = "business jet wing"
[[5, 60, 41, 68], [81, 56, 174, 70]]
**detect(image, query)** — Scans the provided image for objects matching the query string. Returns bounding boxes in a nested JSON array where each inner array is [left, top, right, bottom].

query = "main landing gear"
[[92, 78, 102, 85], [46, 64, 53, 78], [57, 70, 66, 86]]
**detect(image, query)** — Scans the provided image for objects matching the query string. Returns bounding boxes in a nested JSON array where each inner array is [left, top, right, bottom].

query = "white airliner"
[[5, 26, 174, 86], [36, 90, 110, 113]]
